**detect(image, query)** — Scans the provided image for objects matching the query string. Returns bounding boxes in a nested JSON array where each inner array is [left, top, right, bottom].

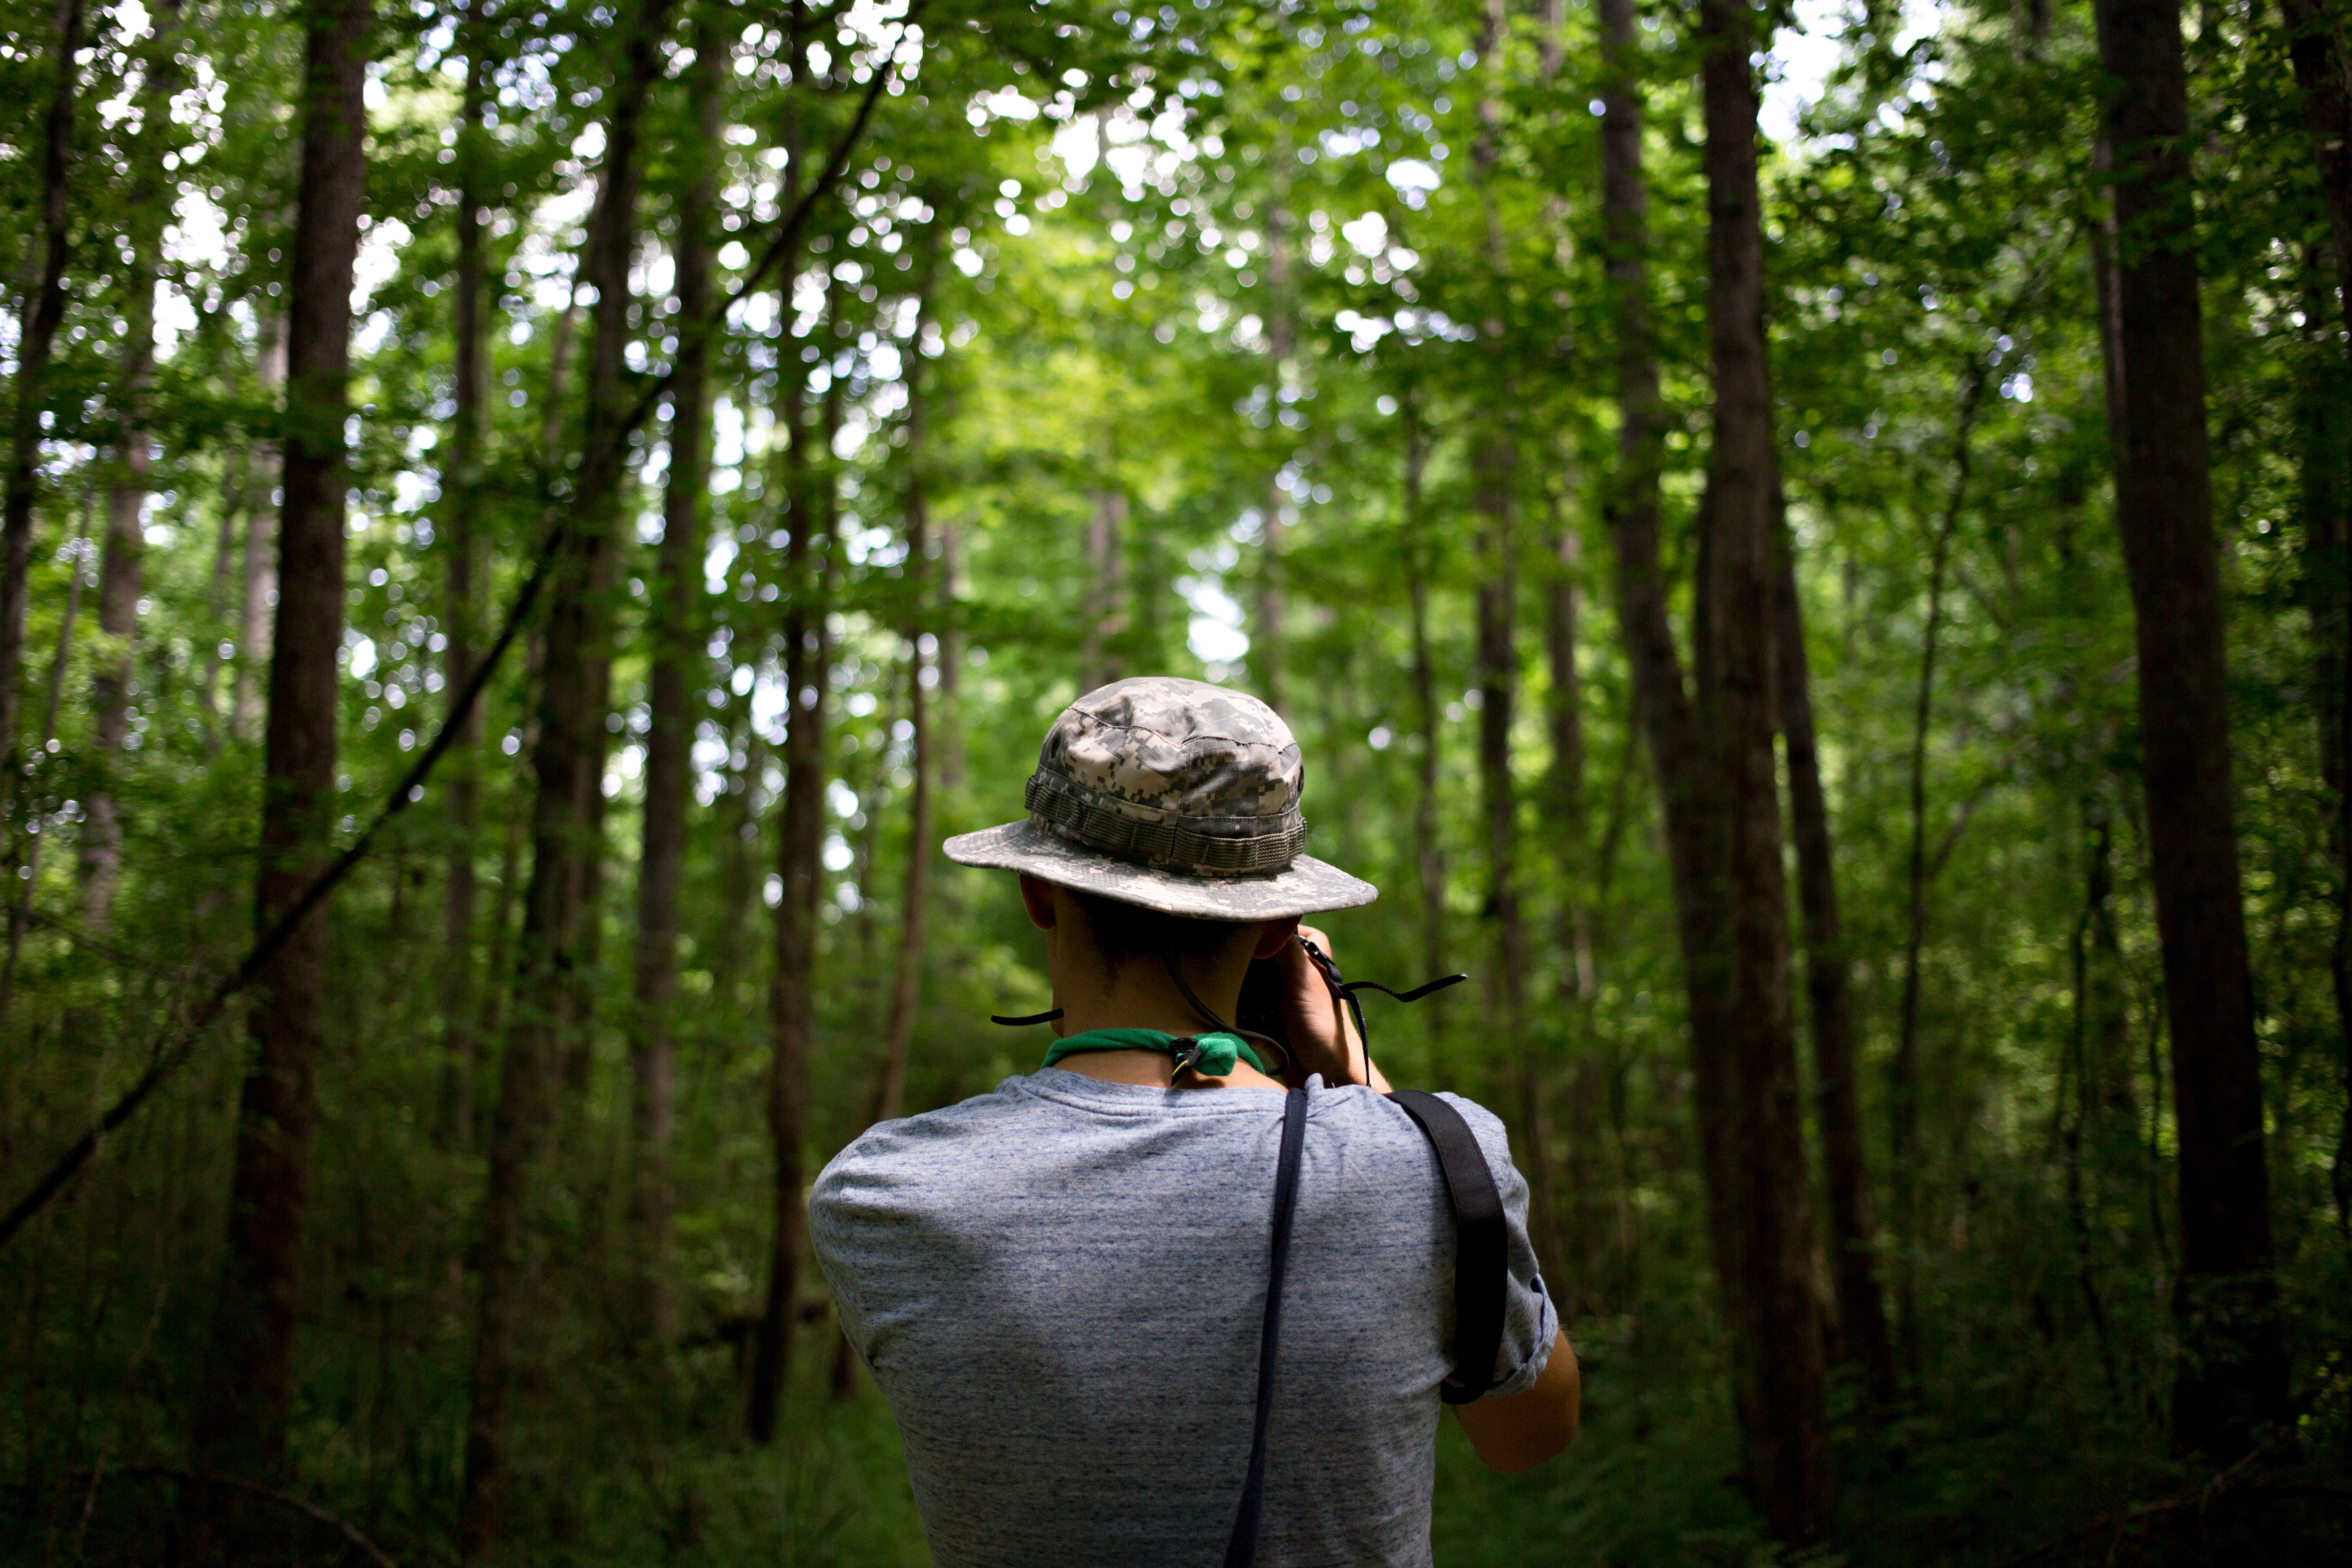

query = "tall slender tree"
[[1773, 490, 1898, 1407], [461, 0, 675, 1551], [873, 276, 943, 1130], [1694, 0, 1831, 1534], [629, 18, 724, 1342], [2096, 0, 2287, 1459], [438, 0, 495, 1148], [751, 291, 840, 1445], [233, 319, 287, 743], [80, 0, 186, 935], [188, 0, 373, 1484], [1468, 0, 1547, 1263], [1597, 0, 1747, 1433], [749, 46, 827, 1436], [0, 0, 87, 774], [2278, 0, 2352, 1232]]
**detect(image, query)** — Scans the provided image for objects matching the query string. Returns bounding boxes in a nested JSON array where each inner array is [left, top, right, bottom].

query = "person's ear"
[[1019, 873, 1058, 931], [1251, 915, 1302, 961]]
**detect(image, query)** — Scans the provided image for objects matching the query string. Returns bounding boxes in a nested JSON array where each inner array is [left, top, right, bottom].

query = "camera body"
[[1236, 957, 1296, 1057]]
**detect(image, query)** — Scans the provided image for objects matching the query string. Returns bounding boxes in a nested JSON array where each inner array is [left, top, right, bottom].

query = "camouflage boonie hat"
[[942, 676, 1378, 920]]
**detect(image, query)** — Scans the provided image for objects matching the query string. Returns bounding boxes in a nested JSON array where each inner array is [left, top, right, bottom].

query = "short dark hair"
[[1070, 890, 1252, 968]]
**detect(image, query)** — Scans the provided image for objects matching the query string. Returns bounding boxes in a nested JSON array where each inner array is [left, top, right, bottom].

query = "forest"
[[0, 0, 2348, 1561]]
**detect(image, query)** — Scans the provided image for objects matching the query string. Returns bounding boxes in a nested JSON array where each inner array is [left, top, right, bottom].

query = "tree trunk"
[[709, 676, 762, 1004], [1403, 400, 1448, 1041], [1254, 158, 1294, 710], [187, 0, 370, 1486], [196, 448, 248, 753], [438, 0, 492, 1150], [749, 400, 836, 1443], [1697, 0, 1832, 1537], [0, 506, 86, 1032], [0, 0, 86, 772], [1888, 364, 1982, 1378], [234, 322, 287, 744], [1773, 487, 1899, 1408], [2282, 2, 2352, 314], [1468, 0, 1548, 1265], [79, 0, 184, 936], [748, 107, 827, 1439], [2096, 0, 2287, 1461], [629, 24, 722, 1345], [873, 309, 938, 1130], [936, 517, 965, 793], [460, 2, 672, 1551], [1081, 488, 1126, 692], [1547, 514, 1592, 1002], [1599, 0, 1749, 1360], [2278, 0, 2352, 1237]]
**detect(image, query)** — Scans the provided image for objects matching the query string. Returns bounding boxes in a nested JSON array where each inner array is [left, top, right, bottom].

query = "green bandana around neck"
[[1040, 1028, 1268, 1079]]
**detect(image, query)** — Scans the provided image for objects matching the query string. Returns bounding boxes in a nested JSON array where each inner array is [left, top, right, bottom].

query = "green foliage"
[[0, 0, 2346, 1561]]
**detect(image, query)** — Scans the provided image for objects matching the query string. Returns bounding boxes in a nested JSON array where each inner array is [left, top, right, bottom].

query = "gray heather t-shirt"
[[810, 1069, 1556, 1568]]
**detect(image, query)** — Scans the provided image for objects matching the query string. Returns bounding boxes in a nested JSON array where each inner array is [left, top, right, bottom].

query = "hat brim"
[[942, 818, 1378, 920]]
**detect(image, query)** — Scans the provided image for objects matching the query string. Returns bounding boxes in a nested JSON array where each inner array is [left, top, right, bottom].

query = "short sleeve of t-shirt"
[[1438, 1090, 1556, 1397]]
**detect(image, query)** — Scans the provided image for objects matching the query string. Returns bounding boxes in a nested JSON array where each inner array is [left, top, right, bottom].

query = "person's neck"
[[1052, 966, 1237, 1041], [1045, 958, 1280, 1090]]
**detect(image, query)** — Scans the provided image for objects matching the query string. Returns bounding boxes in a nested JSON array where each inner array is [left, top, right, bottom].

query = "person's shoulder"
[[815, 1078, 1041, 1192], [1345, 1084, 1522, 1172]]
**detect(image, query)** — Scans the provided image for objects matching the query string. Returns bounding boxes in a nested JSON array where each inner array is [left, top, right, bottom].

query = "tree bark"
[[873, 293, 939, 1130], [234, 322, 287, 744], [1547, 514, 1592, 1002], [1403, 399, 1448, 1041], [1773, 486, 1898, 1408], [438, 0, 493, 1150], [2282, 0, 2352, 314], [749, 378, 837, 1444], [0, 505, 86, 1032], [0, 0, 86, 773], [1697, 0, 1833, 1534], [1081, 487, 1126, 692], [936, 517, 965, 793], [1468, 0, 1549, 1267], [79, 0, 184, 936], [1888, 363, 1982, 1378], [1254, 155, 1295, 710], [709, 675, 761, 1004], [187, 0, 371, 1486], [460, 2, 672, 1552], [2278, 0, 2352, 1237], [748, 80, 826, 1439], [1597, 0, 1751, 1479], [2096, 0, 2287, 1460], [629, 22, 723, 1344]]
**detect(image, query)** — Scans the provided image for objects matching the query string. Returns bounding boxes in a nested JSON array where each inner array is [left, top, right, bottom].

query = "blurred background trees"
[[0, 0, 2346, 1561]]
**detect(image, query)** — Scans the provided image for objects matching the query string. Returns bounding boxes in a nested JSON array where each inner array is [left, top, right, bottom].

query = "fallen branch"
[[62, 1465, 399, 1568]]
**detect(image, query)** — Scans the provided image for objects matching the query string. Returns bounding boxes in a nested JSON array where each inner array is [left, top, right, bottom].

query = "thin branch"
[[616, 9, 919, 446], [0, 23, 913, 1255]]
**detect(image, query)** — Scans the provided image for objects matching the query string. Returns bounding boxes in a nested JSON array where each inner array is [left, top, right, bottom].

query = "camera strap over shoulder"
[[1224, 1084, 1308, 1568], [1387, 1090, 1510, 1406]]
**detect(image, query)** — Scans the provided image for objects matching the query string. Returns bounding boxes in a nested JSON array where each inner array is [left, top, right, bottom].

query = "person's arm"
[[1449, 1329, 1580, 1472]]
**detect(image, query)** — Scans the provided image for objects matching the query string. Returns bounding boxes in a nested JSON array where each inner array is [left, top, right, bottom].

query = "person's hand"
[[1269, 925, 1389, 1092]]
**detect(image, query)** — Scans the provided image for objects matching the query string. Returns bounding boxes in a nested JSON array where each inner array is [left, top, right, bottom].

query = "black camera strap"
[[1225, 1084, 1308, 1568], [1386, 1089, 1509, 1405]]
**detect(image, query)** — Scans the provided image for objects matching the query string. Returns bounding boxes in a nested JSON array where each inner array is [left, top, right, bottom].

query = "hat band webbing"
[[1025, 770, 1306, 875]]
